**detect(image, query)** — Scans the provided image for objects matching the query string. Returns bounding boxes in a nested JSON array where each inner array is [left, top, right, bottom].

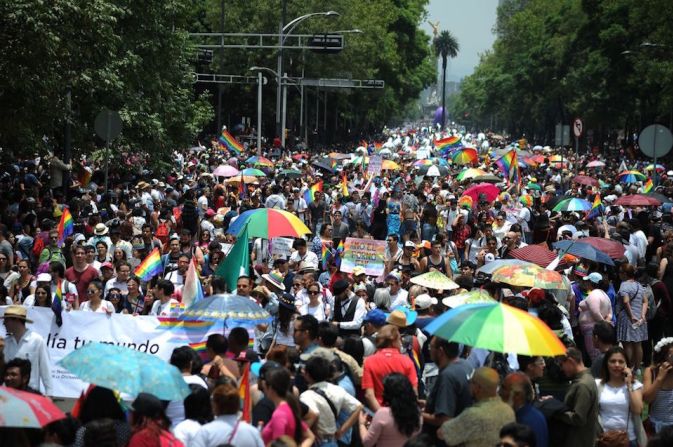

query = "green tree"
[[433, 30, 459, 129]]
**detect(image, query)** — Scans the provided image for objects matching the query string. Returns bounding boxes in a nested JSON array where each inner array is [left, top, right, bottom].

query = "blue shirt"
[[516, 404, 548, 447]]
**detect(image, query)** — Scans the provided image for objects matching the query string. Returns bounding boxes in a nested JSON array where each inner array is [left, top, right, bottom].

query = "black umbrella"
[[312, 158, 335, 173], [647, 192, 673, 204]]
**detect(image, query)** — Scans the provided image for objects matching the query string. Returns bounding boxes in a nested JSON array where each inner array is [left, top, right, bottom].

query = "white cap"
[[37, 273, 52, 283], [415, 294, 438, 310]]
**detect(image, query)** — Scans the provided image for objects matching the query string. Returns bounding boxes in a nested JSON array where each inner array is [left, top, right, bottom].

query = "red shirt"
[[65, 265, 100, 303], [362, 348, 418, 404]]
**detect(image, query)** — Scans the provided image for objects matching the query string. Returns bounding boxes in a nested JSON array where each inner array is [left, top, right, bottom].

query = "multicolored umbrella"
[[0, 386, 66, 427], [645, 163, 665, 172], [581, 237, 626, 259], [617, 170, 647, 183], [245, 156, 274, 167], [224, 175, 259, 184], [414, 159, 433, 167], [456, 168, 487, 181], [614, 194, 661, 206], [458, 195, 473, 209], [381, 160, 401, 170], [476, 259, 532, 275], [426, 165, 442, 177], [419, 165, 449, 176], [491, 264, 565, 289], [552, 198, 592, 212], [441, 289, 495, 308], [226, 208, 311, 238], [409, 271, 459, 290], [586, 160, 606, 168], [451, 148, 478, 165], [241, 168, 266, 177], [424, 302, 566, 356], [212, 165, 240, 177], [182, 293, 271, 325], [59, 342, 191, 401], [463, 183, 500, 204], [572, 175, 599, 187], [472, 174, 502, 184]]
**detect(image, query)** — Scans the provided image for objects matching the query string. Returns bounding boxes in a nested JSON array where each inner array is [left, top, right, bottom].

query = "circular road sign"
[[94, 109, 122, 143], [573, 118, 583, 138], [638, 124, 673, 158]]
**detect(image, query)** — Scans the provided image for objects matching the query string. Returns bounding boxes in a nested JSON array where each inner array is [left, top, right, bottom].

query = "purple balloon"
[[433, 107, 445, 125]]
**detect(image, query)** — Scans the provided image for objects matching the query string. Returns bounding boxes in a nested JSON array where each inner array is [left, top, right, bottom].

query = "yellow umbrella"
[[224, 176, 259, 184], [382, 160, 401, 170], [410, 271, 459, 290]]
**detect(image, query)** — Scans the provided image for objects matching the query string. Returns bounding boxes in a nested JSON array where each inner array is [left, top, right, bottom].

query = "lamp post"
[[276, 10, 339, 149]]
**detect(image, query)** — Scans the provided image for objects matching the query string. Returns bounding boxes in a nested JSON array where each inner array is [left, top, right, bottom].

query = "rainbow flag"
[[189, 341, 209, 361], [304, 181, 323, 205], [218, 130, 243, 155], [238, 363, 252, 423], [643, 178, 653, 193], [134, 248, 163, 281], [341, 174, 349, 197], [52, 279, 63, 326], [495, 150, 519, 185], [587, 194, 604, 220], [435, 136, 462, 152], [321, 243, 331, 269], [330, 158, 338, 169], [56, 208, 74, 247], [182, 257, 204, 308]]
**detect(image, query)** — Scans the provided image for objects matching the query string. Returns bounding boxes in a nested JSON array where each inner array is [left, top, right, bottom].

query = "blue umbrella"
[[181, 293, 272, 327], [59, 342, 190, 401], [553, 240, 615, 266]]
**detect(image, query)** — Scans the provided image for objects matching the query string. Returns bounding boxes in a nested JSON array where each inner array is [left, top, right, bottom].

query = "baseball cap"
[[582, 272, 603, 284], [363, 309, 387, 326], [404, 241, 416, 249], [414, 294, 438, 310]]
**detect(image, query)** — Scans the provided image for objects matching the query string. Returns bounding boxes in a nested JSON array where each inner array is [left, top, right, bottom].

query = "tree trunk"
[[442, 57, 447, 129]]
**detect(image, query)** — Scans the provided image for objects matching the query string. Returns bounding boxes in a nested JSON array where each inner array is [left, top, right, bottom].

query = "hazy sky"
[[422, 0, 499, 81]]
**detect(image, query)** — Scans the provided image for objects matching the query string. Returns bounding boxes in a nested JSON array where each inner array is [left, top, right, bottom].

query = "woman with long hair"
[[112, 247, 127, 268], [73, 386, 131, 447], [24, 284, 52, 308], [595, 346, 647, 446], [267, 293, 297, 352], [262, 368, 315, 447], [127, 393, 181, 447], [359, 372, 421, 447], [616, 264, 648, 370], [643, 338, 673, 434], [79, 280, 114, 314], [299, 282, 327, 322], [311, 223, 333, 261], [126, 276, 146, 315], [10, 259, 34, 304], [191, 383, 263, 446]]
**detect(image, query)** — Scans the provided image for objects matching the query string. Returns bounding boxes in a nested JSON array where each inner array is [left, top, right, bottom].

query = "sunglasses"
[[87, 289, 98, 295]]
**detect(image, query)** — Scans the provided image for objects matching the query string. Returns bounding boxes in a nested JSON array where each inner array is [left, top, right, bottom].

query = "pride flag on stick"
[[57, 208, 74, 247], [134, 248, 163, 281]]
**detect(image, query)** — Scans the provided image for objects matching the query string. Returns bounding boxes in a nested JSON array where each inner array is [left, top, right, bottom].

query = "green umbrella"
[[241, 168, 266, 177], [525, 182, 541, 191]]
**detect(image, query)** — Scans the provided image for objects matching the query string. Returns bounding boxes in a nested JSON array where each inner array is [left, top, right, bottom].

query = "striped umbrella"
[[552, 198, 592, 212], [226, 208, 311, 238], [425, 302, 567, 356], [509, 244, 560, 268], [645, 163, 665, 173], [617, 170, 646, 183]]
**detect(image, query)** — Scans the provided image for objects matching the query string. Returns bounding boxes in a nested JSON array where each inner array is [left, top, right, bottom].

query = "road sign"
[[94, 109, 122, 143], [638, 124, 673, 158], [308, 34, 344, 54], [573, 118, 583, 138]]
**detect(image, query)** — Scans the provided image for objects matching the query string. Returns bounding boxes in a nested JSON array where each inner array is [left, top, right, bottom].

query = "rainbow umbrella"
[[552, 198, 592, 212], [451, 148, 478, 165], [491, 264, 565, 289], [226, 208, 311, 238], [245, 156, 273, 167], [617, 170, 646, 183], [414, 159, 433, 167], [441, 289, 495, 308], [645, 163, 665, 173], [456, 168, 486, 181], [519, 194, 533, 207], [425, 302, 567, 356], [241, 168, 266, 177]]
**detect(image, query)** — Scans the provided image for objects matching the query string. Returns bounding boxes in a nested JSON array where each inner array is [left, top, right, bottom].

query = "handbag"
[[595, 381, 631, 447]]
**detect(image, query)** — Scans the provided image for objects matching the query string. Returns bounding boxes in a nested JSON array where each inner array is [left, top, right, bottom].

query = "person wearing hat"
[[266, 293, 299, 352], [262, 270, 286, 295], [387, 241, 420, 275], [2, 305, 52, 395], [362, 324, 418, 412], [361, 309, 387, 357], [331, 279, 366, 338], [578, 272, 612, 362], [88, 223, 113, 254]]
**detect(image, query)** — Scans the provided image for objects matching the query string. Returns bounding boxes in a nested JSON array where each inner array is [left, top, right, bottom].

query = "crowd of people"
[[2, 127, 673, 447]]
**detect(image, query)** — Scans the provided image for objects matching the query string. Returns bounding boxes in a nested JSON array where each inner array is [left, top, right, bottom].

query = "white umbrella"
[[426, 165, 441, 177]]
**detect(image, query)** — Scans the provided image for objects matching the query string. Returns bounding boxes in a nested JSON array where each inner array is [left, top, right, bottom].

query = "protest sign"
[[0, 307, 234, 398], [367, 155, 383, 176], [270, 237, 294, 259], [339, 237, 386, 276]]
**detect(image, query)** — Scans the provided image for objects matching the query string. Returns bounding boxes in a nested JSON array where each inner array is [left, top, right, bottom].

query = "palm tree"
[[433, 30, 459, 129]]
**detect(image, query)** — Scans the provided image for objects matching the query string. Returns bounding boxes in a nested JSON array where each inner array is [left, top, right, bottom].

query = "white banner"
[[0, 307, 228, 398]]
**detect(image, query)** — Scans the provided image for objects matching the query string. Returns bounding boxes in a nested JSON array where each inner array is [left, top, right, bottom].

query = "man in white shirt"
[[627, 219, 648, 263], [164, 254, 189, 294], [300, 353, 363, 442], [289, 238, 319, 272], [104, 261, 132, 296], [386, 271, 409, 309], [2, 305, 52, 395], [149, 279, 178, 316], [331, 280, 366, 338]]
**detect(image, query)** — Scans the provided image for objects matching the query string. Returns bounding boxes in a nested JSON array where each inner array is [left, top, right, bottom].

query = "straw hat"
[[261, 271, 285, 291], [0, 305, 33, 323], [94, 223, 109, 236]]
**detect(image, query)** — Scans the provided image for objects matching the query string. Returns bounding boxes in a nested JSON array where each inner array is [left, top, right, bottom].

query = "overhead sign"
[[309, 34, 344, 54], [573, 118, 583, 138], [638, 124, 673, 158]]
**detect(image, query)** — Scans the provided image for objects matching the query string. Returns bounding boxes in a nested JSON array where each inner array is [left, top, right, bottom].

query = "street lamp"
[[249, 67, 275, 156], [276, 11, 340, 148]]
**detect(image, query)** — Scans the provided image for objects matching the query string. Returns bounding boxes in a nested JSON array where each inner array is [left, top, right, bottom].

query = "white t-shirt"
[[517, 207, 531, 232], [150, 298, 179, 316], [79, 300, 115, 313], [300, 301, 327, 322], [173, 419, 202, 446], [597, 380, 643, 441]]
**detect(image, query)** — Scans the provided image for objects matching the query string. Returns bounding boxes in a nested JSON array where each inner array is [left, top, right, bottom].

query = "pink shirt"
[[261, 401, 306, 444], [362, 407, 420, 447], [579, 289, 613, 326]]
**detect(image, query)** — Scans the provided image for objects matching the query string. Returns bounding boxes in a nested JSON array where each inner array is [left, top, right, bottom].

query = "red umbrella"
[[581, 237, 626, 259], [462, 183, 501, 204], [614, 194, 661, 206], [572, 175, 599, 187], [510, 244, 560, 268]]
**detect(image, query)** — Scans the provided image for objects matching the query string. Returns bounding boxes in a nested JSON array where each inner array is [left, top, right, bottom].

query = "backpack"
[[155, 220, 169, 245]]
